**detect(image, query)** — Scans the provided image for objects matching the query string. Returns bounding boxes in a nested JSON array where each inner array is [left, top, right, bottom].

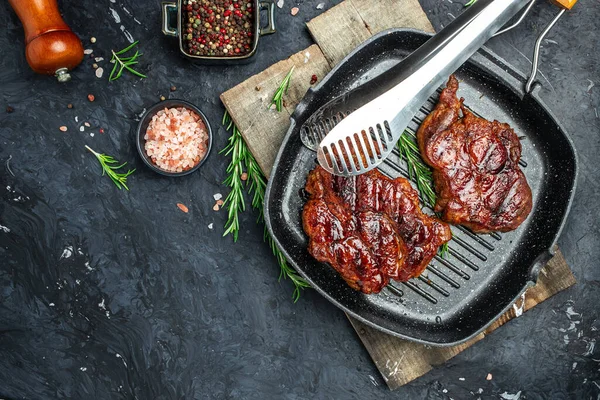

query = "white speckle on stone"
[[120, 26, 134, 43], [80, 126, 85, 132], [0, 224, 10, 233], [208, 223, 214, 230], [90, 133, 95, 137], [49, 303, 55, 307], [106, 311, 111, 319], [95, 67, 104, 78], [80, 367, 87, 372], [368, 375, 378, 386], [316, 2, 325, 9], [84, 49, 93, 55], [500, 391, 522, 400], [98, 298, 106, 310], [572, 362, 577, 370], [75, 279, 81, 285], [116, 353, 127, 367], [442, 389, 448, 393], [587, 80, 594, 92], [109, 8, 121, 23], [277, 0, 284, 8], [478, 388, 483, 394], [213, 193, 223, 201], [459, 377, 465, 381], [60, 246, 73, 259], [85, 261, 92, 271]]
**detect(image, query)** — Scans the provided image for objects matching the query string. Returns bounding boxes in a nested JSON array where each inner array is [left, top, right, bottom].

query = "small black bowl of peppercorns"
[[162, 0, 276, 64]]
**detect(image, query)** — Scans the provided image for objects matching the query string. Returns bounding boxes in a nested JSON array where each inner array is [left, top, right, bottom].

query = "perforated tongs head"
[[301, 0, 536, 177]]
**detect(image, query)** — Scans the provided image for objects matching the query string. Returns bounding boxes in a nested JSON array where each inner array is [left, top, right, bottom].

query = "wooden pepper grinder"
[[8, 0, 84, 82]]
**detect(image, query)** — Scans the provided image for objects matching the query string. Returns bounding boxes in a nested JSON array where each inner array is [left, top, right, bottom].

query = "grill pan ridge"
[[264, 29, 577, 346]]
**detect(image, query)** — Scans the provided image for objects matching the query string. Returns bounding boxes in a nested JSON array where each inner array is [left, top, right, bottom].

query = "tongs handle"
[[379, 0, 532, 126], [550, 0, 577, 9], [525, 0, 578, 92]]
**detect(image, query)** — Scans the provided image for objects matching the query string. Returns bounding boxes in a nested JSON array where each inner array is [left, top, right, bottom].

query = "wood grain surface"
[[220, 0, 576, 390]]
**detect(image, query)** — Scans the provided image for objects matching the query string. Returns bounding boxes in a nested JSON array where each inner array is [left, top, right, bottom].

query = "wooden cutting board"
[[221, 0, 576, 390]]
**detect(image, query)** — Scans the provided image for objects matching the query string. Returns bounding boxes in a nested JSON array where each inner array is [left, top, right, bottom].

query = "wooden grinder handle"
[[8, 0, 84, 81]]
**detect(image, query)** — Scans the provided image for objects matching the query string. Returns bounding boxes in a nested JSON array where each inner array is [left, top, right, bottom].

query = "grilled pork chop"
[[302, 166, 451, 293], [417, 76, 533, 233]]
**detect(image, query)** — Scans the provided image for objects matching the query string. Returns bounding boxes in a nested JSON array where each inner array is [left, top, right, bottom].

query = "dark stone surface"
[[0, 0, 598, 399]]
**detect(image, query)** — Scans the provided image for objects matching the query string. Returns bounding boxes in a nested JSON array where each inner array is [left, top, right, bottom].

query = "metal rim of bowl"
[[136, 99, 213, 177]]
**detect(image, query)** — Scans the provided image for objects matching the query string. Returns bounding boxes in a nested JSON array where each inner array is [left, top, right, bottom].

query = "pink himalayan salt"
[[144, 107, 208, 173]]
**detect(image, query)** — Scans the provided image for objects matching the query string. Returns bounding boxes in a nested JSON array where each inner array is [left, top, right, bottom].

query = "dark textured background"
[[0, 0, 598, 399]]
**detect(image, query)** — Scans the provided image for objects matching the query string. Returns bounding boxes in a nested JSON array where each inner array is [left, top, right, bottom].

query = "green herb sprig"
[[268, 66, 295, 111], [221, 111, 310, 301], [397, 131, 450, 258], [85, 145, 135, 190], [109, 41, 146, 81], [220, 114, 246, 242], [464, 0, 477, 6]]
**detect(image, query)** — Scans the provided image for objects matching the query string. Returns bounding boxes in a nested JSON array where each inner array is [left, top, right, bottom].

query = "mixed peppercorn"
[[183, 0, 255, 57]]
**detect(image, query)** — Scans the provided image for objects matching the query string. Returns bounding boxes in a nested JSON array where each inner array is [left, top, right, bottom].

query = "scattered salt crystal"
[[59, 126, 68, 132], [75, 116, 79, 122], [291, 7, 299, 15], [216, 199, 224, 206], [213, 204, 220, 211], [80, 126, 85, 132], [208, 223, 214, 230], [84, 122, 91, 127], [95, 67, 104, 78], [95, 57, 104, 62], [277, 0, 284, 8], [587, 80, 594, 92], [49, 303, 55, 307], [90, 133, 95, 137], [213, 193, 223, 201], [317, 2, 325, 9], [80, 367, 87, 372], [459, 377, 465, 381], [304, 52, 311, 63], [84, 49, 93, 55], [486, 373, 493, 380], [442, 389, 448, 393]]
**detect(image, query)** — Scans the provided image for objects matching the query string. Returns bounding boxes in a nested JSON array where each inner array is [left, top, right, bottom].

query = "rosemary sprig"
[[397, 131, 450, 258], [109, 41, 146, 81], [85, 145, 135, 190], [464, 0, 477, 6], [221, 111, 310, 301], [268, 66, 295, 111], [220, 113, 246, 242]]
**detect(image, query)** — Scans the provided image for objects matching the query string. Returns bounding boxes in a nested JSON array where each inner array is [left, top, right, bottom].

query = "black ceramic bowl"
[[161, 0, 276, 65], [136, 99, 212, 177]]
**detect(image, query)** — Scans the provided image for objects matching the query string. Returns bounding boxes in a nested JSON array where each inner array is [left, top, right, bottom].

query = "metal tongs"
[[301, 0, 577, 177]]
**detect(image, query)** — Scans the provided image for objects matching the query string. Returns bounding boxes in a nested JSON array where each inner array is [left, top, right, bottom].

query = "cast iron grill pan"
[[264, 29, 577, 346]]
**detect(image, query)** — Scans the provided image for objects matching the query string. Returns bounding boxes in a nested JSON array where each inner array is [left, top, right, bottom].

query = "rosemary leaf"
[[268, 66, 295, 111], [464, 0, 477, 6], [114, 40, 139, 56], [85, 145, 135, 190], [109, 41, 145, 81]]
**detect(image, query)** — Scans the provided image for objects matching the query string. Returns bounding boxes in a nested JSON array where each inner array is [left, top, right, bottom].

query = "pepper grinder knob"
[[8, 0, 84, 82]]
